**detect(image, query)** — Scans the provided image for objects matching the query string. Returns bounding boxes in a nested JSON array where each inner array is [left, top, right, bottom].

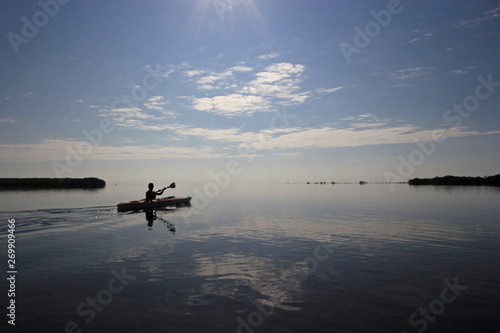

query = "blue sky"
[[0, 0, 499, 185]]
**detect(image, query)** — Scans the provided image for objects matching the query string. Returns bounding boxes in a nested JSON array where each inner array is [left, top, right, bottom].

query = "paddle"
[[164, 182, 175, 189]]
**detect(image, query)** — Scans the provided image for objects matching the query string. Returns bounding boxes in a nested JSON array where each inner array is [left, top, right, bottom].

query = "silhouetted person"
[[145, 183, 166, 202]]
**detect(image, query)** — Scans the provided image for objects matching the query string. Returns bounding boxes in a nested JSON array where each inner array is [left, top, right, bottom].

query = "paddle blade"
[[169, 182, 176, 189]]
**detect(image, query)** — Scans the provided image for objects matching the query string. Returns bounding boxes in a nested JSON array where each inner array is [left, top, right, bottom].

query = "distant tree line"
[[0, 177, 106, 189], [409, 174, 500, 186]]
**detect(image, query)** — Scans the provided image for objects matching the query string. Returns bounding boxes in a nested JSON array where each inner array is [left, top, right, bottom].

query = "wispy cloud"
[[163, 114, 500, 154], [390, 67, 433, 80], [240, 62, 309, 106], [193, 94, 270, 116], [184, 65, 253, 90], [144, 96, 168, 110], [258, 53, 279, 59], [171, 114, 500, 153], [189, 62, 309, 116], [99, 62, 308, 122], [184, 69, 205, 77], [454, 6, 500, 27], [0, 118, 15, 123], [246, 124, 500, 151], [194, 69, 233, 90], [144, 96, 178, 118], [98, 95, 178, 131], [451, 69, 468, 75], [99, 107, 156, 120], [3, 115, 500, 163], [0, 139, 226, 163], [315, 87, 343, 94], [231, 65, 253, 72]]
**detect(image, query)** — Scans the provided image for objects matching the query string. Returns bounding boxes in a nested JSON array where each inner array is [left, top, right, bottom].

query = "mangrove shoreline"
[[409, 174, 500, 186], [0, 177, 106, 189]]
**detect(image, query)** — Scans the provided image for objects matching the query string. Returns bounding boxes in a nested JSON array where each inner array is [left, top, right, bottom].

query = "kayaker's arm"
[[156, 187, 167, 195]]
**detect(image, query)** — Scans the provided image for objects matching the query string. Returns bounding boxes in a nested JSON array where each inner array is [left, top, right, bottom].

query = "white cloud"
[[172, 125, 303, 146], [111, 119, 173, 131], [258, 53, 279, 59], [390, 67, 433, 80], [175, 127, 256, 143], [341, 113, 376, 121], [454, 6, 500, 27], [276, 152, 300, 157], [0, 118, 15, 123], [191, 69, 235, 90], [241, 62, 309, 105], [451, 69, 468, 75], [0, 139, 226, 163], [247, 125, 500, 151], [350, 122, 389, 129], [180, 62, 309, 116], [185, 70, 205, 77], [3, 116, 500, 163], [161, 68, 175, 78], [143, 96, 178, 118], [230, 66, 253, 72], [98, 95, 179, 131], [316, 87, 343, 94], [144, 96, 168, 110], [100, 107, 156, 119], [197, 70, 232, 85], [193, 94, 270, 116], [157, 113, 500, 155]]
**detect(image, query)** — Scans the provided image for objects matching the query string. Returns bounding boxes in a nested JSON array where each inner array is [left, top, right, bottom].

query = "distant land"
[[409, 174, 500, 186], [0, 177, 106, 189]]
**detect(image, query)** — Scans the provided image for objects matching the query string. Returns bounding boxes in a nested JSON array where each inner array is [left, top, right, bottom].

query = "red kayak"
[[117, 196, 191, 212]]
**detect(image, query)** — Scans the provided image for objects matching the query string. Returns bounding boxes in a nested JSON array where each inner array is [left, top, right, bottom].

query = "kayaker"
[[145, 183, 166, 202]]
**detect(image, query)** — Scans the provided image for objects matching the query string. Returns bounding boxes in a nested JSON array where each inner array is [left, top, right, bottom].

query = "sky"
[[0, 0, 499, 185]]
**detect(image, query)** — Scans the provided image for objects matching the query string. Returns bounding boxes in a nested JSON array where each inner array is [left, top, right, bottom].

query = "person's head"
[[148, 183, 154, 189]]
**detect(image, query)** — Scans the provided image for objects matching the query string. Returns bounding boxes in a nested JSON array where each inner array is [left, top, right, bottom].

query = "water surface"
[[1, 184, 499, 332]]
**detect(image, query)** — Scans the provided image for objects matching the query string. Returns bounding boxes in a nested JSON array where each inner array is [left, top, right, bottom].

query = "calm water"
[[1, 184, 500, 332]]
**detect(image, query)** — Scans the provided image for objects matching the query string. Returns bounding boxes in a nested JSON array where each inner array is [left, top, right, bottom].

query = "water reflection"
[[2, 185, 499, 332], [144, 209, 176, 234]]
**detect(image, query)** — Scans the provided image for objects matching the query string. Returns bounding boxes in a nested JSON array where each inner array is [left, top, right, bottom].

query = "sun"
[[182, 0, 273, 46]]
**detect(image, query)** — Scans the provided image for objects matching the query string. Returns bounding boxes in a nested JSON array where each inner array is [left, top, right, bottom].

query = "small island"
[[0, 177, 106, 189], [409, 174, 500, 186]]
